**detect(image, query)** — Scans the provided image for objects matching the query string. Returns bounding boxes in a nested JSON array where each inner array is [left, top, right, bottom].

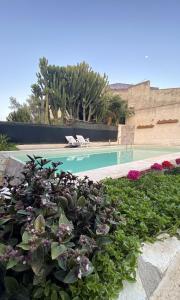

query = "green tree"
[[7, 106, 31, 123], [30, 83, 43, 122], [7, 97, 31, 123], [32, 58, 108, 124], [105, 94, 134, 125], [36, 57, 50, 124], [8, 96, 21, 110]]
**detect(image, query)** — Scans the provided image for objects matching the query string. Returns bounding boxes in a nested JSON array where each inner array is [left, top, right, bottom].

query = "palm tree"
[[105, 94, 134, 125]]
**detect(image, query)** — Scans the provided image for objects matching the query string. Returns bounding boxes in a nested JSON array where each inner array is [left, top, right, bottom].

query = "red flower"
[[151, 163, 163, 171], [127, 170, 141, 180], [175, 158, 180, 165], [162, 161, 174, 169]]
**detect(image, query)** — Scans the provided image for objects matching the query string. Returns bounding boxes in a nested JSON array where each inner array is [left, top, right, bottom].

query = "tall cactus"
[[32, 58, 109, 124]]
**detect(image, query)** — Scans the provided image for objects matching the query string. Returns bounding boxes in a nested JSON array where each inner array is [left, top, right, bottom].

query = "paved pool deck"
[[17, 141, 119, 150], [76, 151, 180, 180]]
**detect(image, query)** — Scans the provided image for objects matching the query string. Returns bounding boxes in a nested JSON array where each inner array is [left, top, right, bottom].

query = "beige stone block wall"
[[113, 81, 180, 145], [128, 103, 180, 145], [119, 125, 135, 145]]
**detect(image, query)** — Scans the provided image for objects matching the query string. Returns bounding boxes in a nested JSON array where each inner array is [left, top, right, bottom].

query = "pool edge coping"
[[3, 150, 180, 182], [76, 151, 180, 181]]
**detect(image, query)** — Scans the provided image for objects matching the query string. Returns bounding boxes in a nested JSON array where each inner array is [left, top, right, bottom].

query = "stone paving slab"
[[140, 236, 180, 274], [150, 252, 180, 300], [117, 236, 180, 300], [118, 273, 147, 300]]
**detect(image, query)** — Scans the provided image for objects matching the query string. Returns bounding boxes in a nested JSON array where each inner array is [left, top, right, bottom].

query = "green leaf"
[[59, 213, 71, 226], [64, 241, 75, 248], [0, 218, 11, 226], [54, 270, 67, 282], [96, 236, 112, 246], [34, 215, 45, 233], [33, 287, 44, 298], [31, 246, 44, 275], [17, 243, 31, 250], [44, 284, 50, 297], [77, 196, 86, 207], [63, 267, 78, 284], [58, 257, 67, 271], [51, 242, 67, 260], [13, 263, 30, 272], [6, 258, 18, 269], [4, 276, 19, 295], [0, 243, 6, 255], [59, 291, 71, 300], [51, 290, 58, 300], [58, 196, 68, 210], [22, 231, 32, 243], [17, 210, 29, 215]]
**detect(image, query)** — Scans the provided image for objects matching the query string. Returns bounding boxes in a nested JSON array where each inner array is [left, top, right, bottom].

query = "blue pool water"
[[12, 146, 180, 173]]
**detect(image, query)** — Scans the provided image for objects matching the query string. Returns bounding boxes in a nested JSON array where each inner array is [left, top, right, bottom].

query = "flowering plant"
[[151, 163, 163, 171], [127, 170, 141, 180], [175, 158, 180, 165], [0, 156, 120, 299], [162, 160, 174, 169]]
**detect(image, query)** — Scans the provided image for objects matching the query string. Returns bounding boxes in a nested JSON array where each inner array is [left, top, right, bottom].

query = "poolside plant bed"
[[0, 157, 180, 299]]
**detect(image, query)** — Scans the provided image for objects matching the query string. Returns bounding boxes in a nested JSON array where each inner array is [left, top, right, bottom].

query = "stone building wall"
[[112, 81, 180, 145]]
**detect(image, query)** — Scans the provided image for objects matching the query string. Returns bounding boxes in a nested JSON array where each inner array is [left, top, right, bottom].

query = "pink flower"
[[127, 170, 141, 181], [151, 163, 163, 171], [175, 158, 180, 165], [162, 161, 174, 169]]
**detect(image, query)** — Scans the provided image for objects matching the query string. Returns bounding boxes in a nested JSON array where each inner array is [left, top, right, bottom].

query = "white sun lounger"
[[65, 136, 80, 147], [76, 135, 90, 147]]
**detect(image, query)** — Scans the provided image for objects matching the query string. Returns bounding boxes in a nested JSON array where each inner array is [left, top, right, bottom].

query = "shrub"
[[162, 160, 174, 169], [0, 156, 120, 299], [175, 158, 180, 165], [0, 134, 17, 151], [151, 163, 163, 171], [127, 170, 140, 180]]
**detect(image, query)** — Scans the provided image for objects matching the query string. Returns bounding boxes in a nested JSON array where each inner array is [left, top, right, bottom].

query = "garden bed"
[[0, 157, 180, 300]]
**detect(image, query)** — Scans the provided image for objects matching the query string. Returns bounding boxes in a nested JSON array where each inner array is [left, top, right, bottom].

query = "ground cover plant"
[[0, 157, 180, 299]]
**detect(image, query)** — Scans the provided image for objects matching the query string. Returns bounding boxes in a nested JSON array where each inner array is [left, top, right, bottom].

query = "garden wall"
[[0, 121, 118, 144], [112, 81, 180, 145]]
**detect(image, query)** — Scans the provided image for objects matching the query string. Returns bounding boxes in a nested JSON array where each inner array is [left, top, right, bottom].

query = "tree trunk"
[[87, 105, 92, 122], [83, 105, 86, 122], [44, 95, 49, 124], [76, 102, 80, 120], [40, 98, 44, 123], [107, 116, 112, 126]]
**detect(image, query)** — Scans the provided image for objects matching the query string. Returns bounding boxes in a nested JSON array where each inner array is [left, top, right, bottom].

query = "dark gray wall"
[[0, 121, 118, 144]]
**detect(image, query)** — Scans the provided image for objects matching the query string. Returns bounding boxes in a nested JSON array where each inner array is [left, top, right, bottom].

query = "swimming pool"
[[12, 146, 180, 173]]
